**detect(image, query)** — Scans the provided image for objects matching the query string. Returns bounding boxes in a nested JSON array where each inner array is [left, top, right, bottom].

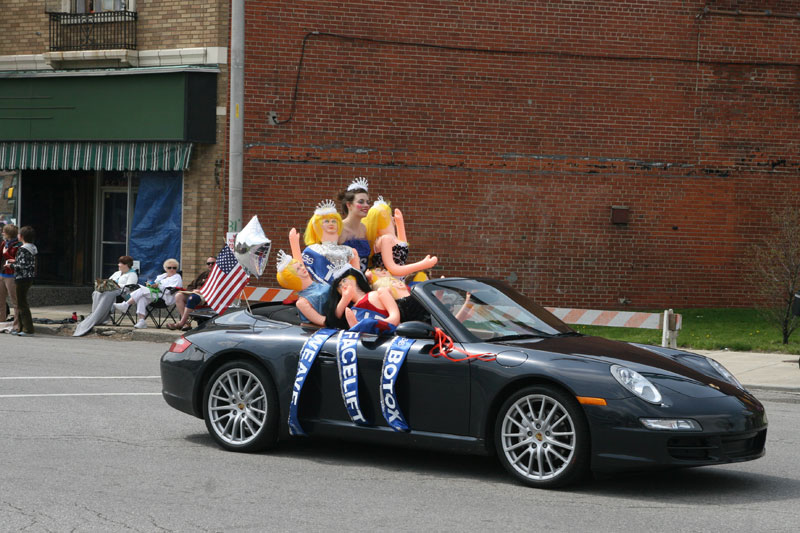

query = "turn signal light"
[[576, 396, 607, 406], [168, 336, 192, 353]]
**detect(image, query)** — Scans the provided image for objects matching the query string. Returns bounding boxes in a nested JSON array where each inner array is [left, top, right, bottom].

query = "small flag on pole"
[[199, 245, 250, 314]]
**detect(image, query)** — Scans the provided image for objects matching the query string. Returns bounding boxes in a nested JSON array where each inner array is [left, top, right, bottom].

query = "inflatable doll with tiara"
[[367, 268, 430, 323], [326, 264, 401, 334], [337, 177, 371, 272], [302, 199, 361, 284], [275, 228, 329, 326], [364, 197, 438, 277]]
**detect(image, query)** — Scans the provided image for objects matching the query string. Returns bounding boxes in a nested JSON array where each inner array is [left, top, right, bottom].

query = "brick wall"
[[0, 1, 49, 55], [238, 0, 800, 309]]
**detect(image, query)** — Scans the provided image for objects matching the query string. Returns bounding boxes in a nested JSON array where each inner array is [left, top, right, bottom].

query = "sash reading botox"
[[381, 336, 413, 431]]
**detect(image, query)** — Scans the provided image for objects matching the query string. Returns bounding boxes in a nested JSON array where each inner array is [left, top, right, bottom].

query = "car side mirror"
[[793, 292, 800, 317], [395, 321, 436, 339]]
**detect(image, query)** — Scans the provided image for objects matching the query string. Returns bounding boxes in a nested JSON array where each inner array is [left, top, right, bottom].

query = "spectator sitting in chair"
[[73, 255, 139, 337], [114, 258, 182, 329], [95, 255, 139, 317], [168, 256, 215, 331]]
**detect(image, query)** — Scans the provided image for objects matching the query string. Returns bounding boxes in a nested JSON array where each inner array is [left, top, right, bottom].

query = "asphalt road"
[[1, 335, 799, 532]]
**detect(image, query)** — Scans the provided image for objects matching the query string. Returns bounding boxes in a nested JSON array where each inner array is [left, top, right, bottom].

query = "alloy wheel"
[[207, 367, 268, 446], [499, 393, 577, 482]]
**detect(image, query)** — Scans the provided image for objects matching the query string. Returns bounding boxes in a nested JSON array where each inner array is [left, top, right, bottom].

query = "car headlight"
[[640, 418, 702, 431], [610, 365, 662, 404], [706, 357, 745, 390]]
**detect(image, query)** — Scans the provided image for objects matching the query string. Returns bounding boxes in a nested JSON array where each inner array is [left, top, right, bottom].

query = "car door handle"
[[319, 352, 337, 364]]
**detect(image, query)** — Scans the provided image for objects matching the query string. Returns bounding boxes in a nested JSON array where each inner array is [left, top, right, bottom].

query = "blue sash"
[[381, 336, 414, 432], [288, 328, 338, 436], [336, 330, 368, 425]]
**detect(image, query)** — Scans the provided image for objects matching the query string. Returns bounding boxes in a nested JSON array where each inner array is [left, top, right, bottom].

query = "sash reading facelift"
[[337, 330, 368, 425]]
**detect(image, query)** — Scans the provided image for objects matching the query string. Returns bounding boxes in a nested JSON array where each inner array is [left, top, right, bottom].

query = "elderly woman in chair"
[[114, 258, 183, 329]]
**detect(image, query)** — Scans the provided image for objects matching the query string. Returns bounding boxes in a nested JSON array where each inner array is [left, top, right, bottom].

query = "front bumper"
[[586, 395, 767, 473]]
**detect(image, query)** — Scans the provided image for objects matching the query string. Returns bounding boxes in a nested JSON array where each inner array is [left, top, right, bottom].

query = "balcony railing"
[[49, 11, 137, 52]]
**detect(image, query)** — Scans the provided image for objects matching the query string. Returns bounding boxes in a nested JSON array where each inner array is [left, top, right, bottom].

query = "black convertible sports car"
[[160, 278, 767, 488]]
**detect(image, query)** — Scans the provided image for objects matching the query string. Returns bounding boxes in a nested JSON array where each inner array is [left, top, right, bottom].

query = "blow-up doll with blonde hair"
[[367, 268, 430, 323], [364, 197, 437, 277], [275, 228, 328, 326], [302, 200, 361, 284]]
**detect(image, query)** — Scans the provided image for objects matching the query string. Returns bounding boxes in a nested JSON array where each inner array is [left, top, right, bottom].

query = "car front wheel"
[[495, 385, 589, 488], [203, 360, 278, 453]]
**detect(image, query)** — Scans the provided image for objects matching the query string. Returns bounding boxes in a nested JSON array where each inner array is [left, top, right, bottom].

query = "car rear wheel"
[[495, 385, 589, 488], [203, 360, 278, 453]]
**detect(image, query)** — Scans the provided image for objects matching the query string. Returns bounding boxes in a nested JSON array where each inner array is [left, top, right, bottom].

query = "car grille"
[[666, 429, 766, 461]]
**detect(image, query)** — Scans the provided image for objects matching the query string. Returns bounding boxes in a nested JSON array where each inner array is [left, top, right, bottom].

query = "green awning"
[[0, 141, 193, 171]]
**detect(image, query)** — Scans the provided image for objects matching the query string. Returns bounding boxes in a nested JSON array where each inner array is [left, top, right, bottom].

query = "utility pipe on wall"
[[228, 0, 244, 235]]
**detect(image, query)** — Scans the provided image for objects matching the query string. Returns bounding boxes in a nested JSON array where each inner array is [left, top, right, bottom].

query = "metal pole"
[[228, 0, 244, 236]]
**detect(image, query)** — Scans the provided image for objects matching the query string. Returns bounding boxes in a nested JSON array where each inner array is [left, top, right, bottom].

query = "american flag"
[[199, 245, 250, 314]]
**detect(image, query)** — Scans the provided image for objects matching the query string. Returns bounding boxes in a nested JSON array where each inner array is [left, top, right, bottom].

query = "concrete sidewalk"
[[10, 304, 800, 392], [22, 303, 182, 343]]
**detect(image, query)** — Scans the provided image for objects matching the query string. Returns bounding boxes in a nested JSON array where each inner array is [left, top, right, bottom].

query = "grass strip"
[[573, 308, 800, 354]]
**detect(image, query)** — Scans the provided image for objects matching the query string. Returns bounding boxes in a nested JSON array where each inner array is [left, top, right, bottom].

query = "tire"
[[494, 385, 589, 488], [203, 360, 278, 453]]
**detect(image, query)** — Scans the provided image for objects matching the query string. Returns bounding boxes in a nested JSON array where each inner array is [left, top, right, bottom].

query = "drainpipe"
[[228, 0, 244, 235]]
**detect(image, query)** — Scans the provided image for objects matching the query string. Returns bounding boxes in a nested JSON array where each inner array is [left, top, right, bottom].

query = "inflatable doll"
[[275, 228, 329, 326], [367, 268, 430, 323], [302, 199, 361, 284], [327, 267, 400, 333], [337, 177, 371, 272], [363, 198, 437, 277]]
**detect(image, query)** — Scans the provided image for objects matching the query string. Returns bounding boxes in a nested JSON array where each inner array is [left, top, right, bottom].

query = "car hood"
[[503, 335, 746, 399]]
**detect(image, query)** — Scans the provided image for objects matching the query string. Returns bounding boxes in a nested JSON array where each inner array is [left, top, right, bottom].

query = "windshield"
[[421, 278, 574, 341]]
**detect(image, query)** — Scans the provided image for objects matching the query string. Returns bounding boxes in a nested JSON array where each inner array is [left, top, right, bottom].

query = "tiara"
[[372, 195, 388, 208], [347, 176, 369, 192], [275, 249, 293, 272], [329, 257, 354, 280], [314, 199, 337, 216]]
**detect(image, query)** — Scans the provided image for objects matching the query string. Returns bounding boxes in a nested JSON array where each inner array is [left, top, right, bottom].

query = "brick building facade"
[[0, 1, 230, 291], [239, 0, 800, 309]]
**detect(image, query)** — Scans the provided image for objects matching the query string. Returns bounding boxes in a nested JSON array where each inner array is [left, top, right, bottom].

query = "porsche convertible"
[[160, 278, 767, 488]]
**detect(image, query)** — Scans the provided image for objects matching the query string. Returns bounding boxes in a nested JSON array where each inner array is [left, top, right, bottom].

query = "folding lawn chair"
[[143, 286, 180, 328], [111, 283, 140, 326]]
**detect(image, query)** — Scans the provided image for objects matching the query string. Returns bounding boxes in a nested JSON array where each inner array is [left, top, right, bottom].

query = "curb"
[[31, 322, 180, 343], [743, 384, 800, 394]]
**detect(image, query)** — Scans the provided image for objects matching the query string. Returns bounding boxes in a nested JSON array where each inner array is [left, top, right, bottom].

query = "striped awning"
[[0, 141, 193, 171]]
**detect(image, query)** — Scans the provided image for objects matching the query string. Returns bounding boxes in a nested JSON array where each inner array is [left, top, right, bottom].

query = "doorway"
[[98, 172, 138, 278]]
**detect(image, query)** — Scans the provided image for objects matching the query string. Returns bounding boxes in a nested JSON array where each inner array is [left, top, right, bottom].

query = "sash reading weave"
[[380, 336, 414, 432], [336, 330, 368, 425], [288, 328, 338, 436]]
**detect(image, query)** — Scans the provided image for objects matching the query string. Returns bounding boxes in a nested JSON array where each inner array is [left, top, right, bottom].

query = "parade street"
[[1, 335, 799, 532]]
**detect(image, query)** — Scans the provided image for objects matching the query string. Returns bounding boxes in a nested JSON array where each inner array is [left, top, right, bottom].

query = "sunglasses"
[[166, 266, 178, 270], [206, 261, 215, 265]]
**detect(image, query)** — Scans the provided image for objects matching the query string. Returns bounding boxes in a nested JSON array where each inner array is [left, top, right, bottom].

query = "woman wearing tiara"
[[337, 177, 371, 272], [302, 200, 361, 284], [364, 197, 438, 277]]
